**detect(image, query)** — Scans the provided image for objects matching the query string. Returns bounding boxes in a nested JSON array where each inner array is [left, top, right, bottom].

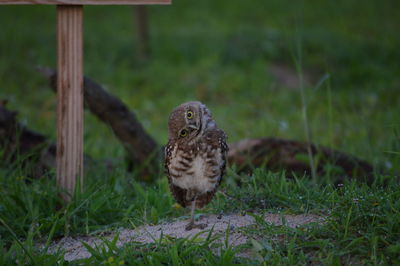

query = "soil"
[[46, 213, 324, 261]]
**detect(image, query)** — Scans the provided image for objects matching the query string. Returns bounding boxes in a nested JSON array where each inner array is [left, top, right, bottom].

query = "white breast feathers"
[[169, 146, 223, 193]]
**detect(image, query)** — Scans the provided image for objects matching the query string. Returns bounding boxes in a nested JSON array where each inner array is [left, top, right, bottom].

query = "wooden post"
[[57, 5, 83, 202]]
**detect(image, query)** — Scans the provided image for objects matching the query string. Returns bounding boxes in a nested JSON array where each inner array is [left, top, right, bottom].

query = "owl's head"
[[168, 101, 214, 141]]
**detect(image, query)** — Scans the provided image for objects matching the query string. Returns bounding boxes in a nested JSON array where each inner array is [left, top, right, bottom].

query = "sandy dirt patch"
[[47, 213, 324, 261]]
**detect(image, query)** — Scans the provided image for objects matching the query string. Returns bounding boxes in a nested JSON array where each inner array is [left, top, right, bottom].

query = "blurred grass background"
[[0, 0, 399, 170], [1, 1, 400, 263]]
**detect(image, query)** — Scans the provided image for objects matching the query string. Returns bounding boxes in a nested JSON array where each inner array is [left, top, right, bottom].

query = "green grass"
[[1, 0, 399, 264], [1, 167, 399, 264]]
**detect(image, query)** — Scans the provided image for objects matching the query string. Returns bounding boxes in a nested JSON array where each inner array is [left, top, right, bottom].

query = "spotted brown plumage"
[[165, 101, 228, 230]]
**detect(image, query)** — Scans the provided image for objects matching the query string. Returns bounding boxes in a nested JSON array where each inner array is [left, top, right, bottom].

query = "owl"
[[165, 101, 228, 230]]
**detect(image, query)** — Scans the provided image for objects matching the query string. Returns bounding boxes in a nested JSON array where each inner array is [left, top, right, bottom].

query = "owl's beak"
[[188, 124, 198, 130]]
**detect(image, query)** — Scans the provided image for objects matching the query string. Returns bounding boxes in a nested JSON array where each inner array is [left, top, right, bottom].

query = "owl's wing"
[[164, 141, 190, 208], [164, 143, 171, 177], [218, 129, 229, 183]]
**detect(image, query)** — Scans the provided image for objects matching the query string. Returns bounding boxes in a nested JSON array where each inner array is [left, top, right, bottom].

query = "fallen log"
[[228, 138, 374, 184], [0, 103, 115, 179], [37, 67, 160, 182], [0, 102, 55, 178]]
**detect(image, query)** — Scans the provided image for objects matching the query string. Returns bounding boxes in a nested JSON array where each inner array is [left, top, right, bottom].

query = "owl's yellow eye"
[[187, 111, 194, 119], [180, 129, 188, 137]]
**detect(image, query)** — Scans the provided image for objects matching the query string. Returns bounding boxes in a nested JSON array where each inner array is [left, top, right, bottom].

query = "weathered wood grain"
[[57, 5, 83, 202], [0, 0, 170, 5]]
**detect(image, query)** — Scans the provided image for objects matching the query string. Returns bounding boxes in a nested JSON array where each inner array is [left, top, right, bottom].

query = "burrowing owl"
[[165, 101, 228, 230]]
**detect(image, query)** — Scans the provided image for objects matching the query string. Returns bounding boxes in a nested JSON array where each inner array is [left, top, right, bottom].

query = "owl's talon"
[[185, 222, 208, 231], [196, 223, 208, 229], [185, 223, 193, 231]]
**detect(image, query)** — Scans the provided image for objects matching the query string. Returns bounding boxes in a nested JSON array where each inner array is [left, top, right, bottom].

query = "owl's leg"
[[185, 197, 207, 231], [185, 200, 196, 230]]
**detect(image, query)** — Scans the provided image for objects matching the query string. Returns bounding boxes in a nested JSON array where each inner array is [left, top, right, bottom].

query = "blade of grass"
[[0, 216, 37, 265]]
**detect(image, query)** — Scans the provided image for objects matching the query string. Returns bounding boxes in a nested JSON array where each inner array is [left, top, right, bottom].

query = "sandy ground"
[[47, 213, 324, 261]]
